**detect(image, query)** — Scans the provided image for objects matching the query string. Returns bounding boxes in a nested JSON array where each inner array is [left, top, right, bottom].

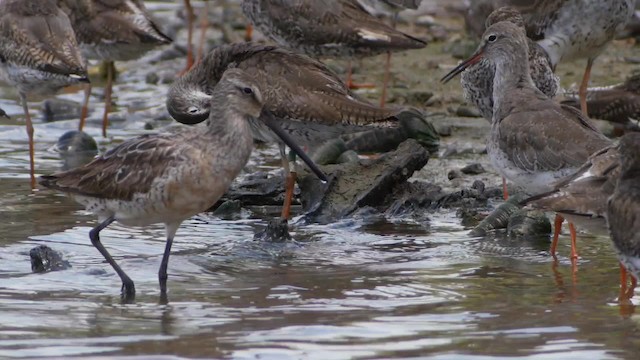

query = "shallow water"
[[1, 1, 640, 359]]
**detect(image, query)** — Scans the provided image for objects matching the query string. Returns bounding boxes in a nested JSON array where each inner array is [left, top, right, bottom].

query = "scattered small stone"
[[145, 72, 160, 85], [436, 124, 452, 137], [30, 245, 71, 273], [336, 150, 359, 164], [53, 130, 99, 170], [456, 105, 482, 118], [212, 200, 243, 220], [253, 218, 291, 242], [42, 98, 83, 122], [507, 209, 551, 239], [469, 193, 527, 237], [461, 163, 485, 175], [448, 169, 462, 180], [0, 107, 8, 119]]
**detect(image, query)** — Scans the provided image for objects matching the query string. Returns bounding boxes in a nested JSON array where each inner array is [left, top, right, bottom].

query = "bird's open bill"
[[441, 49, 485, 84], [261, 109, 329, 183]]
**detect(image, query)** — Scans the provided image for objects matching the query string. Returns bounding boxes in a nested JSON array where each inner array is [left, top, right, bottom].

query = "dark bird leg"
[[89, 216, 135, 300], [78, 83, 92, 131], [158, 223, 178, 296], [19, 93, 36, 189]]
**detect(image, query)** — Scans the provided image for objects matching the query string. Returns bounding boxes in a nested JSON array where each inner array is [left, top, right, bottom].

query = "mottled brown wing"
[[608, 190, 640, 257], [499, 103, 612, 172], [239, 48, 400, 126], [39, 133, 194, 201], [0, 0, 85, 75]]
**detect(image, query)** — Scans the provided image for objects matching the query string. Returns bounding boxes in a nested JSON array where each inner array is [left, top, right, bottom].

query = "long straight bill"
[[441, 50, 484, 84], [261, 109, 329, 182]]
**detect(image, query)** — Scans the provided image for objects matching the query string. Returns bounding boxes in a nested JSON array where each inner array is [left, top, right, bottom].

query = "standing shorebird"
[[240, 0, 426, 107], [442, 21, 612, 260], [497, 0, 636, 115], [58, 0, 172, 137], [38, 68, 326, 300], [0, 0, 89, 189], [607, 133, 640, 298], [561, 73, 640, 134], [167, 43, 405, 220]]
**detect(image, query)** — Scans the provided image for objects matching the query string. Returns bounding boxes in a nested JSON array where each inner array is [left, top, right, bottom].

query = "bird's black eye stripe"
[[487, 34, 497, 42]]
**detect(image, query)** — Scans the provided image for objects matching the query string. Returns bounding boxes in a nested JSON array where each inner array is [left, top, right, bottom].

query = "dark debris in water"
[[30, 245, 71, 273], [253, 218, 292, 243]]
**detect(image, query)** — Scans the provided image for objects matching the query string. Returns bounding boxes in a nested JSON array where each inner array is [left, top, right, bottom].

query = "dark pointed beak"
[[261, 109, 328, 182], [441, 49, 485, 84]]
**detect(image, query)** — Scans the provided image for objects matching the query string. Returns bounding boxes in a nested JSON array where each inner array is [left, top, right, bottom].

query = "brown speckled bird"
[[240, 0, 427, 107], [38, 68, 324, 300], [167, 42, 409, 219], [58, 0, 172, 137], [0, 0, 89, 188]]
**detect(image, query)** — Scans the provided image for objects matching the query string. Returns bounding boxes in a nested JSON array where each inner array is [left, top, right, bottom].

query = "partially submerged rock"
[[42, 98, 84, 123], [52, 130, 99, 170], [299, 139, 430, 223], [0, 107, 8, 119], [254, 218, 292, 242], [30, 245, 71, 273]]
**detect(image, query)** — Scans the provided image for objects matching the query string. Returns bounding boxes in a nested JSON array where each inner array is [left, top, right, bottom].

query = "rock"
[[311, 138, 348, 165], [436, 124, 452, 137], [336, 150, 360, 164], [42, 98, 83, 122], [0, 107, 8, 119], [300, 139, 430, 223], [214, 172, 286, 208], [469, 193, 527, 237], [448, 169, 462, 180], [385, 181, 442, 222], [343, 108, 440, 155], [507, 209, 552, 239], [461, 163, 485, 175], [30, 245, 71, 273], [434, 180, 488, 209], [145, 72, 160, 85], [455, 105, 482, 118], [253, 218, 292, 242], [211, 200, 243, 220], [52, 130, 99, 170]]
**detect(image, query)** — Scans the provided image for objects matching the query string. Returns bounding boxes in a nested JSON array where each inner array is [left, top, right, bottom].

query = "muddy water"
[[1, 1, 640, 359]]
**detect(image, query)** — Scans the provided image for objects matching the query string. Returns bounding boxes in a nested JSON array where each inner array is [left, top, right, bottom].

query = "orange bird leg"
[[380, 52, 391, 108], [181, 0, 195, 74], [78, 83, 92, 131], [550, 214, 564, 258], [196, 0, 209, 62], [629, 275, 638, 299], [620, 263, 629, 298], [245, 23, 253, 42], [502, 177, 508, 200], [579, 57, 594, 116], [101, 61, 114, 138], [281, 171, 297, 220], [568, 222, 578, 260], [20, 93, 36, 189]]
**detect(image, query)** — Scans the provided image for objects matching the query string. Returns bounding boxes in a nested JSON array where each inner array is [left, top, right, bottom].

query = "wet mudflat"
[[1, 1, 640, 359]]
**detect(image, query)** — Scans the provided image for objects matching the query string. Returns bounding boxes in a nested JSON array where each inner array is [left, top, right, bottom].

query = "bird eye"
[[242, 87, 253, 95], [487, 34, 497, 42], [187, 106, 199, 114]]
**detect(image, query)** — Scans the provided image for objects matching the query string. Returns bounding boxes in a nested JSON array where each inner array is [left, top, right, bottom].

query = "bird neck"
[[205, 99, 253, 146], [492, 49, 536, 122]]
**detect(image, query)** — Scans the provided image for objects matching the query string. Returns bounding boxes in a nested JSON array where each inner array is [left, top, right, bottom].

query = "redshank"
[[58, 0, 172, 137], [458, 7, 559, 122], [607, 133, 640, 296], [39, 68, 326, 300], [442, 21, 612, 260], [0, 0, 89, 189], [167, 42, 404, 220], [561, 73, 640, 134], [240, 0, 427, 107], [497, 0, 636, 115]]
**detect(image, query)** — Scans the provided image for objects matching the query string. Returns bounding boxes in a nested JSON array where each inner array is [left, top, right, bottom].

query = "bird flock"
[[0, 0, 638, 305]]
